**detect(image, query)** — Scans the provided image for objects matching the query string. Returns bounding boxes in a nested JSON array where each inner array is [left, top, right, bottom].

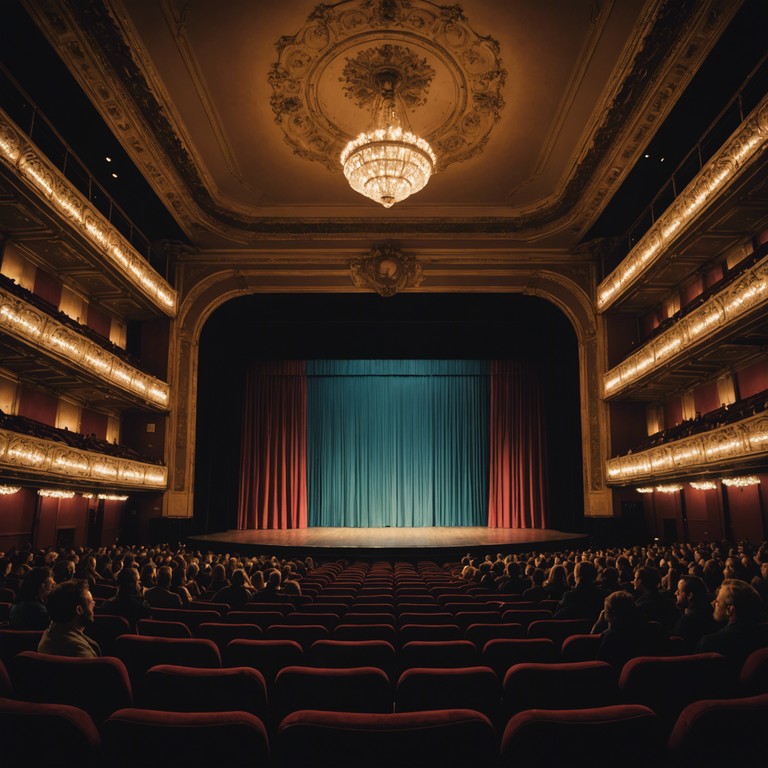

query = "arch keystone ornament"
[[350, 243, 423, 296]]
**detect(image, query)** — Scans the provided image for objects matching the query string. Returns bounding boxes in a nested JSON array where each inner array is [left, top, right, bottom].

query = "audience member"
[[143, 565, 183, 609], [212, 568, 255, 609], [632, 566, 679, 629], [99, 566, 150, 630], [9, 566, 53, 630], [554, 560, 605, 623], [38, 579, 100, 657], [670, 574, 718, 652]]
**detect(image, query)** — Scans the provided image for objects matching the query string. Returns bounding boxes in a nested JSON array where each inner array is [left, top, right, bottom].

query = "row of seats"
[[2, 690, 767, 767]]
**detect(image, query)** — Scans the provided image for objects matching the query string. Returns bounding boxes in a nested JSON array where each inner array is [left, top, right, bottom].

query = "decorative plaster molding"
[[0, 428, 167, 489], [597, 93, 768, 311], [0, 285, 170, 409], [0, 110, 178, 316], [604, 250, 768, 397], [350, 242, 423, 296], [269, 0, 505, 174], [606, 412, 768, 485]]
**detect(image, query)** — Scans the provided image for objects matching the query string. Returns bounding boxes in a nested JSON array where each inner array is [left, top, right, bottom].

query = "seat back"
[[464, 622, 525, 650], [309, 639, 397, 680], [739, 647, 768, 695], [619, 653, 735, 733], [395, 666, 500, 719], [0, 629, 44, 666], [0, 696, 101, 767], [102, 708, 269, 768], [263, 623, 330, 650], [501, 705, 661, 768], [223, 638, 304, 688], [277, 708, 496, 767], [332, 623, 398, 644], [142, 664, 268, 719], [10, 650, 132, 726], [196, 622, 263, 653], [146, 608, 220, 631], [400, 640, 479, 670], [503, 661, 617, 715], [481, 638, 557, 675], [399, 624, 463, 644], [667, 693, 768, 766], [114, 635, 221, 696], [527, 619, 592, 650], [137, 619, 192, 638], [272, 665, 392, 721], [560, 633, 602, 662]]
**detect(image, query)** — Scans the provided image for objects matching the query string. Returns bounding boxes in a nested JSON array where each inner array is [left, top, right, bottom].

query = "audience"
[[670, 574, 717, 652], [554, 560, 605, 623], [143, 565, 183, 609]]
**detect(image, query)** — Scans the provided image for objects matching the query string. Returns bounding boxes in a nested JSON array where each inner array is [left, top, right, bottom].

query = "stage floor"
[[188, 526, 589, 560]]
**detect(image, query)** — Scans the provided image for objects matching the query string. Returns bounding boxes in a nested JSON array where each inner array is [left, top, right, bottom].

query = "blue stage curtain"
[[307, 360, 489, 527]]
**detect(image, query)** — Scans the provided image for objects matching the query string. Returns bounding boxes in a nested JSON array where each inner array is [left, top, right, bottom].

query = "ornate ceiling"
[[20, 0, 740, 248]]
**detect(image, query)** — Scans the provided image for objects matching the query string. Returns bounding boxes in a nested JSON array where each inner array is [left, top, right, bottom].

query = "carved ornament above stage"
[[350, 243, 423, 296], [269, 0, 506, 173]]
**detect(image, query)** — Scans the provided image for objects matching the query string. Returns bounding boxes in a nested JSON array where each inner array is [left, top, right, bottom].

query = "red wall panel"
[[694, 381, 720, 415], [18, 387, 58, 426], [737, 359, 768, 399], [33, 268, 62, 309]]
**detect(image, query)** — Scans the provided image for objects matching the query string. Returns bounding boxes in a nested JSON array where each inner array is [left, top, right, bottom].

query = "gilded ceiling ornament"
[[269, 0, 505, 173], [349, 242, 423, 296]]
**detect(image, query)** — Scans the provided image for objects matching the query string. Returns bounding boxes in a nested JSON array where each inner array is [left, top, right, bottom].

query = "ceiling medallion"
[[269, 0, 505, 176], [350, 242, 423, 296]]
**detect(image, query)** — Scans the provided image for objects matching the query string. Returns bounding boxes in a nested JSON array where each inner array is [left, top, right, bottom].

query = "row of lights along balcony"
[[603, 250, 768, 398], [0, 428, 167, 489], [0, 286, 169, 408], [0, 111, 177, 316], [597, 94, 768, 312], [636, 476, 761, 493], [605, 411, 768, 484]]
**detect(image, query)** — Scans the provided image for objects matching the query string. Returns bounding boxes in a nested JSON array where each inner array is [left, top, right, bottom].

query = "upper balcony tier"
[[0, 108, 177, 320], [0, 281, 170, 411]]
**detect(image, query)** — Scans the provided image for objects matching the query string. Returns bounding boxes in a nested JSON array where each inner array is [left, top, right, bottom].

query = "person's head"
[[675, 575, 709, 611], [574, 560, 597, 586], [52, 559, 76, 583], [723, 557, 739, 580], [231, 569, 249, 588], [530, 568, 545, 587], [46, 579, 95, 627], [267, 570, 281, 589], [140, 563, 156, 586], [283, 579, 301, 596], [546, 564, 567, 586], [603, 590, 638, 629], [633, 566, 661, 594], [712, 579, 765, 624], [116, 566, 141, 597], [17, 566, 54, 603], [156, 565, 173, 590]]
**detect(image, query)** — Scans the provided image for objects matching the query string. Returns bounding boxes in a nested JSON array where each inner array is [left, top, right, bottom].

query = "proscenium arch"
[[165, 266, 610, 522]]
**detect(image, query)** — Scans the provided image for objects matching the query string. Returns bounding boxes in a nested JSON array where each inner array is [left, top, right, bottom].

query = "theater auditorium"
[[0, 0, 767, 764]]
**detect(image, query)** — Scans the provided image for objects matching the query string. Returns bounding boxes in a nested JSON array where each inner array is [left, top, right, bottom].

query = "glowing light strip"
[[722, 475, 761, 487], [0, 286, 169, 408], [0, 427, 167, 489], [0, 112, 177, 316], [597, 95, 768, 311], [604, 254, 768, 397], [606, 413, 768, 485]]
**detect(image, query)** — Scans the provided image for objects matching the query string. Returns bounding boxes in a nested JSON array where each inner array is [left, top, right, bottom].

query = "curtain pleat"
[[487, 359, 549, 528], [237, 361, 308, 529]]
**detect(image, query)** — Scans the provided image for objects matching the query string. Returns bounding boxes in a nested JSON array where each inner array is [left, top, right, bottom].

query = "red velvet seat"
[[0, 696, 101, 767], [667, 693, 768, 766], [453, 610, 500, 629], [309, 639, 397, 680], [395, 666, 500, 720], [273, 665, 392, 721], [277, 708, 496, 767], [102, 708, 269, 768], [282, 611, 340, 630], [560, 633, 601, 662], [299, 602, 350, 616], [465, 622, 525, 650], [137, 619, 192, 638], [481, 638, 557, 675], [263, 623, 330, 650], [142, 664, 268, 719], [10, 650, 132, 726], [618, 653, 735, 734], [500, 705, 661, 768], [399, 640, 479, 670], [399, 623, 463, 644], [196, 622, 263, 653], [224, 610, 284, 628], [223, 638, 304, 687], [235, 602, 295, 614], [0, 657, 12, 696], [114, 635, 221, 697], [527, 618, 592, 650], [397, 611, 455, 626], [86, 614, 132, 655], [739, 646, 768, 695], [146, 608, 220, 631], [500, 609, 552, 628], [502, 660, 618, 715], [333, 611, 395, 626], [332, 623, 398, 644]]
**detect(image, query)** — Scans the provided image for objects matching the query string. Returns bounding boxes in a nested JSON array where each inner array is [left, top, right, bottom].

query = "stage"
[[187, 526, 589, 560]]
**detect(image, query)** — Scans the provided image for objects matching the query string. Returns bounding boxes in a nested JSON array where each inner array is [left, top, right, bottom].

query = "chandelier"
[[340, 69, 436, 208]]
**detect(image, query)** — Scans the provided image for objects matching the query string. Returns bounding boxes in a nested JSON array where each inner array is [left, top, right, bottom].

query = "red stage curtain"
[[237, 361, 308, 529], [487, 360, 549, 528]]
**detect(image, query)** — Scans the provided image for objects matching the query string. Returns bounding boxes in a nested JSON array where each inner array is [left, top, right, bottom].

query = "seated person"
[[522, 568, 548, 602], [38, 579, 100, 658], [143, 565, 183, 609], [9, 566, 53, 630], [212, 568, 255, 609], [99, 566, 150, 630], [555, 560, 606, 624], [633, 566, 680, 629], [670, 574, 717, 652]]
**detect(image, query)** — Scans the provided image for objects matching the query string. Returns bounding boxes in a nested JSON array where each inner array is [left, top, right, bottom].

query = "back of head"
[[17, 566, 52, 602], [635, 566, 661, 591], [156, 565, 173, 590], [719, 578, 765, 624], [47, 579, 88, 623], [574, 560, 597, 585], [604, 589, 638, 629]]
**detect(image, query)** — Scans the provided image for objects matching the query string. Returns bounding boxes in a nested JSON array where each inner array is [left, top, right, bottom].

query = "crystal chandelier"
[[340, 70, 436, 208]]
